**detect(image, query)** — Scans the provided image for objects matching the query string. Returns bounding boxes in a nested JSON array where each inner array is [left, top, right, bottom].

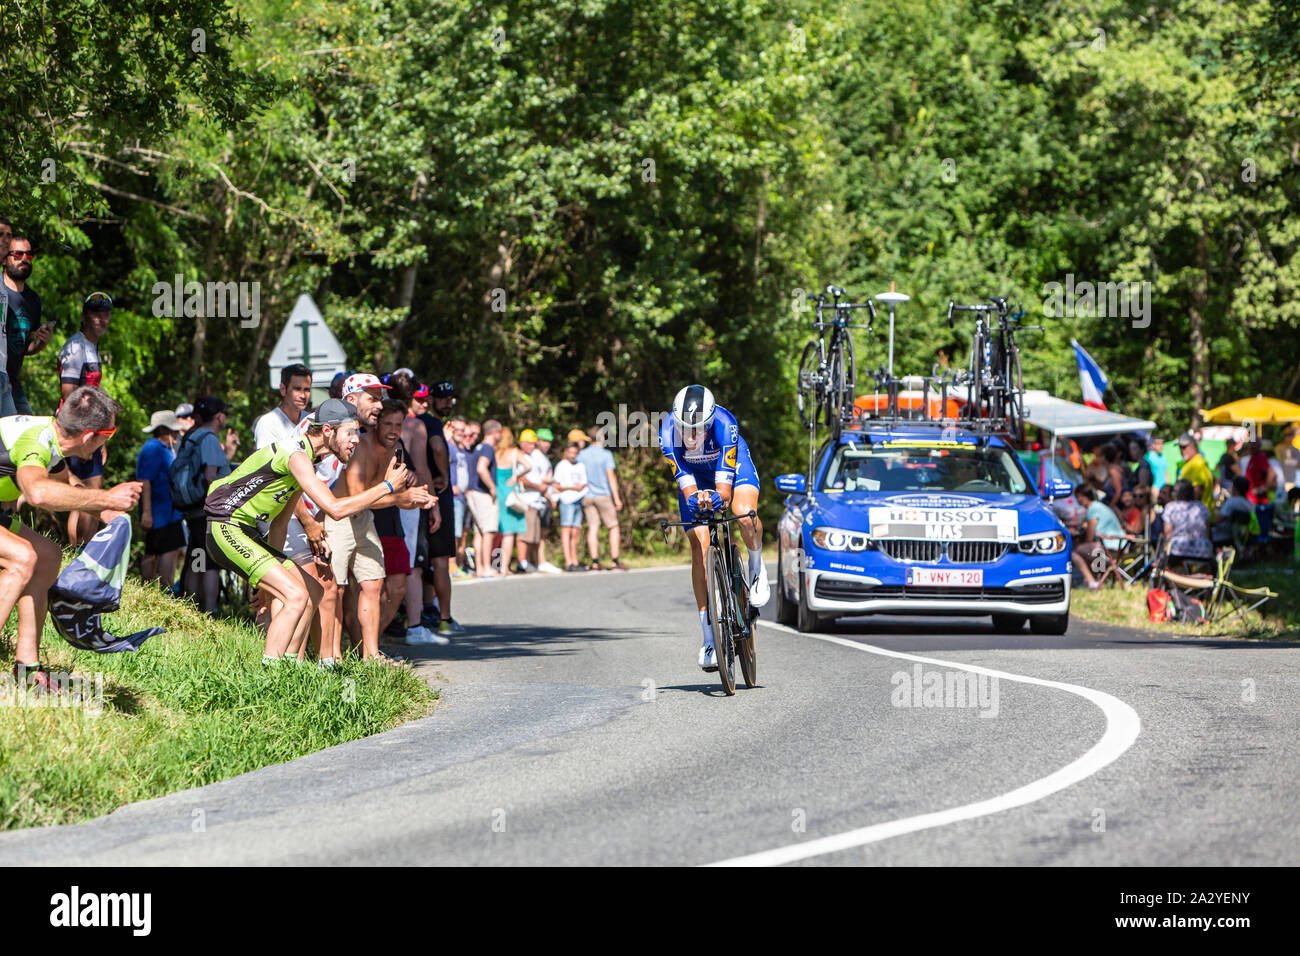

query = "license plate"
[[907, 568, 983, 587]]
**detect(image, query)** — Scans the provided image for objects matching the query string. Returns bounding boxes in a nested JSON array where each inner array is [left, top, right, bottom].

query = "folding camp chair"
[[1151, 542, 1277, 626]]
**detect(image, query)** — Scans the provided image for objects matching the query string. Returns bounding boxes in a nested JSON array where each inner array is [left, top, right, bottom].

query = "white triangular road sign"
[[268, 294, 348, 389]]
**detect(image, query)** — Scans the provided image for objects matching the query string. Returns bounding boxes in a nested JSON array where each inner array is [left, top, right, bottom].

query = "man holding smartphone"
[[2, 233, 52, 416]]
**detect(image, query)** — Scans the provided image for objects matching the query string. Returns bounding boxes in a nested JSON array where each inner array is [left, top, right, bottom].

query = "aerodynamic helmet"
[[673, 384, 716, 444]]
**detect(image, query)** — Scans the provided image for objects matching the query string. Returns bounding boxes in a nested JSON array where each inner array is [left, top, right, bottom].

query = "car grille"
[[947, 541, 1008, 564], [878, 540, 941, 562], [814, 579, 1064, 604], [876, 540, 1008, 564]]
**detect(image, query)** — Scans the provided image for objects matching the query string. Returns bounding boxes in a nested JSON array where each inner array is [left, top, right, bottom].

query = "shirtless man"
[[333, 393, 432, 659]]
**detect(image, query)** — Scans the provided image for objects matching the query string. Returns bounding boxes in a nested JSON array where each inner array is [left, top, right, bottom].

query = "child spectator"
[[553, 442, 589, 571]]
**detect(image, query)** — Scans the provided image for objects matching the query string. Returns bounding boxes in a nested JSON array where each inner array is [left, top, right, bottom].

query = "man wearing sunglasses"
[[2, 235, 53, 418], [658, 384, 768, 672], [0, 386, 141, 690], [58, 292, 113, 546]]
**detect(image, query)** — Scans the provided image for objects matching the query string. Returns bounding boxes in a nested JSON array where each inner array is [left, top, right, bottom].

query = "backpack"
[[170, 430, 211, 513], [1169, 587, 1207, 624]]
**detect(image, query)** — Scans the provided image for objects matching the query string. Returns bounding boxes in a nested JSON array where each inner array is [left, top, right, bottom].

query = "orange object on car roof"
[[854, 392, 964, 421]]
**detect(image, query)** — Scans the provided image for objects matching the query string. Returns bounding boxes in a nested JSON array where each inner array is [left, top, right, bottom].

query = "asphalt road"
[[2, 565, 1298, 866]]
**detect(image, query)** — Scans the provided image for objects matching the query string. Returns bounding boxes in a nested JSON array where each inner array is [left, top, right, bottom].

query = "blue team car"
[[772, 425, 1074, 634]]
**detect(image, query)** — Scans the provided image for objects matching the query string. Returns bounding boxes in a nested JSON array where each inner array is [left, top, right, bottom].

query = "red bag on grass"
[[1147, 588, 1172, 623]]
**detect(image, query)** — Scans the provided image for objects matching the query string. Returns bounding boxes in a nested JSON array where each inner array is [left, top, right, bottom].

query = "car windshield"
[[821, 440, 1032, 495]]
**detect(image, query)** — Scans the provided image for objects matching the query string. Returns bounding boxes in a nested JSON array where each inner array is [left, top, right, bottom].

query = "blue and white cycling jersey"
[[658, 405, 759, 492]]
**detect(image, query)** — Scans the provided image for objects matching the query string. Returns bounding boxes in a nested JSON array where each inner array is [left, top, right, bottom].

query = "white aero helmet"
[[673, 384, 716, 446]]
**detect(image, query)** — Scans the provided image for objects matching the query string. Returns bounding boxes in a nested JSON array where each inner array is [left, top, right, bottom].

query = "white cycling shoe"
[[748, 563, 771, 608], [698, 639, 718, 672]]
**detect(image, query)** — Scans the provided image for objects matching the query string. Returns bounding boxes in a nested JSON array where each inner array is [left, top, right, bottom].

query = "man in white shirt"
[[254, 363, 312, 448]]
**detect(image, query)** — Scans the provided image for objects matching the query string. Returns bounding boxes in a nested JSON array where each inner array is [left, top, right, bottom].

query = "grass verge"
[[0, 578, 435, 831], [1071, 559, 1300, 640]]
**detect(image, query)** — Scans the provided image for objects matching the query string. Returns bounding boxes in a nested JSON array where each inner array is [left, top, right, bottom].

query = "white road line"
[[705, 620, 1141, 867]]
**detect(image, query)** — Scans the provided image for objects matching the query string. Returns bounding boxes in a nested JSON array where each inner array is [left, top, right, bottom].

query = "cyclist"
[[658, 385, 768, 671], [0, 387, 141, 687], [203, 399, 413, 665]]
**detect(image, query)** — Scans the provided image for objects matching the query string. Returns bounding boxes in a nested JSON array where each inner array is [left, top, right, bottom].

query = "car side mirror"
[[775, 473, 807, 494]]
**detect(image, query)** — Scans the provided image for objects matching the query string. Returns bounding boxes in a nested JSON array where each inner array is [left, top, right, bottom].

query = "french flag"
[[1071, 340, 1109, 410]]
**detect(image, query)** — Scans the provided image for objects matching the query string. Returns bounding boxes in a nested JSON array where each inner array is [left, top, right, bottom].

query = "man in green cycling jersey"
[[204, 399, 420, 664], [0, 387, 142, 687]]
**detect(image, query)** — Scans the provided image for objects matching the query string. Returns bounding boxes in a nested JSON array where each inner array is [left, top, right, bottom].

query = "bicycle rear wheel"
[[706, 545, 736, 695], [732, 544, 757, 689], [796, 341, 822, 430]]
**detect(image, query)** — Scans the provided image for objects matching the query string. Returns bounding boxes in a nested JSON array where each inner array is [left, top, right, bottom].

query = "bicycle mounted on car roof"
[[795, 285, 1043, 448]]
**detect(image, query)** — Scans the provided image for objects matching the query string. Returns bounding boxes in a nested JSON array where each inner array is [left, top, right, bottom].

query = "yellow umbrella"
[[1200, 395, 1300, 425]]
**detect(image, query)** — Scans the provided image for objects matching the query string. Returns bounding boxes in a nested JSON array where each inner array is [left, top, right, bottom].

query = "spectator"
[[254, 364, 312, 446], [1070, 483, 1130, 590], [2, 233, 52, 415], [1144, 436, 1168, 488], [465, 419, 482, 450], [1097, 442, 1126, 502], [1118, 487, 1143, 534], [1263, 439, 1286, 499], [1212, 475, 1257, 547], [495, 426, 528, 574], [180, 396, 239, 613], [1162, 478, 1214, 565], [0, 217, 10, 258], [371, 399, 444, 646], [1176, 432, 1215, 517], [1244, 439, 1277, 537], [531, 427, 562, 573], [417, 380, 461, 636], [136, 409, 186, 589], [1216, 449, 1239, 499], [388, 374, 435, 622], [1149, 484, 1174, 550], [328, 371, 350, 400], [567, 428, 588, 450], [515, 429, 553, 572], [553, 442, 589, 571], [1278, 426, 1299, 490], [59, 292, 115, 546], [444, 416, 470, 577], [174, 402, 195, 436], [333, 392, 431, 661], [251, 363, 333, 640], [466, 419, 502, 577], [577, 426, 627, 570], [1126, 438, 1153, 490]]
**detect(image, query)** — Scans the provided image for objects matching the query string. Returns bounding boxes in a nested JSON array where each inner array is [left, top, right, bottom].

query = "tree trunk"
[[1189, 230, 1209, 427], [190, 186, 226, 387]]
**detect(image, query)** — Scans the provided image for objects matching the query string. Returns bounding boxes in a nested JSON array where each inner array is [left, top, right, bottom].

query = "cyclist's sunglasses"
[[681, 424, 707, 442], [87, 427, 118, 439]]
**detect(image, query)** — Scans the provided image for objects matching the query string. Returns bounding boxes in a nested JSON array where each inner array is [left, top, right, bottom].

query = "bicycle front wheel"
[[706, 545, 736, 696], [732, 544, 758, 689]]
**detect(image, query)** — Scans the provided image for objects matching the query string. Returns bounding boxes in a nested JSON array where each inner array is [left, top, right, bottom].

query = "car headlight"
[[812, 527, 870, 551], [1017, 532, 1066, 554]]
